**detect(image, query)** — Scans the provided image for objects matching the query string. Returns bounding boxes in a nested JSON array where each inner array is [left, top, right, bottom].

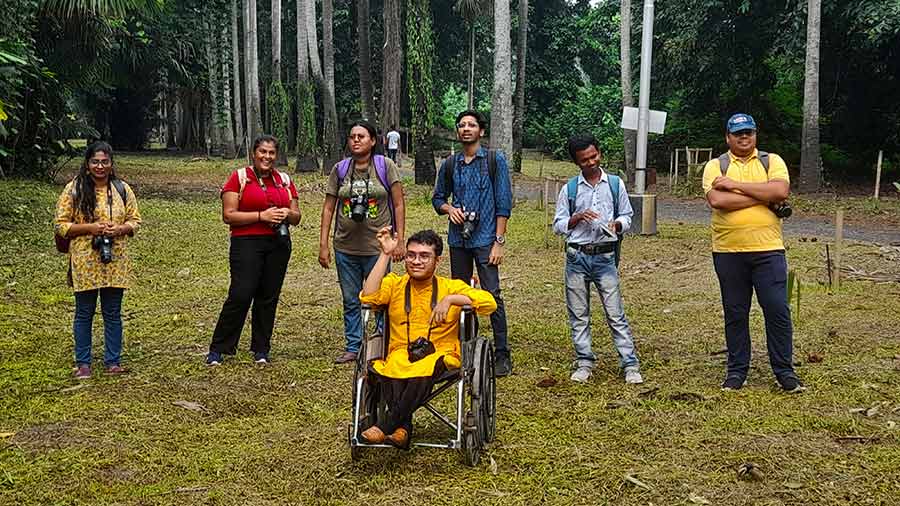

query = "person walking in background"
[[54, 141, 142, 379], [319, 120, 406, 364], [553, 134, 643, 385], [702, 113, 804, 393], [432, 110, 513, 377], [385, 126, 401, 166], [207, 135, 300, 366]]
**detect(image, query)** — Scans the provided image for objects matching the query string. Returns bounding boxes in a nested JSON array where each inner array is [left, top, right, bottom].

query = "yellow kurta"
[[54, 180, 142, 292], [360, 273, 497, 379]]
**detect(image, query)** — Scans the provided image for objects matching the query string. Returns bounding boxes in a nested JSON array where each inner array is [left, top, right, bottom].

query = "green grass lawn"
[[1, 154, 899, 505]]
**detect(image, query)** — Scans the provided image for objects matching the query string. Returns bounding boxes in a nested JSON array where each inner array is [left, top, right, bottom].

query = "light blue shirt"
[[553, 171, 633, 244]]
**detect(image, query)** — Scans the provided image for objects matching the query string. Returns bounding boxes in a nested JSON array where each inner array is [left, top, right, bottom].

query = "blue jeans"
[[564, 248, 639, 370], [713, 251, 796, 381], [335, 251, 383, 353], [73, 288, 125, 366]]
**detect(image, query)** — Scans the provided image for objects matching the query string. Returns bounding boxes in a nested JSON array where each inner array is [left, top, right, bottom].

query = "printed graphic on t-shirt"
[[338, 177, 382, 219]]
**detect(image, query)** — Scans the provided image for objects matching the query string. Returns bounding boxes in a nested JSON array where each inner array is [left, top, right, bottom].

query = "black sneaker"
[[778, 376, 807, 394], [494, 355, 512, 377], [253, 352, 270, 364], [721, 376, 746, 391]]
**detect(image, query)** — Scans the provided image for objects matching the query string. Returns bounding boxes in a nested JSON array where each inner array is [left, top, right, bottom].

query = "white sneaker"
[[624, 368, 644, 384], [570, 367, 592, 383]]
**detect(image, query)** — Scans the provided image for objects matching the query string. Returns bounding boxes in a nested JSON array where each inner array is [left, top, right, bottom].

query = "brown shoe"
[[386, 427, 409, 449], [105, 365, 127, 375], [334, 351, 358, 364], [361, 426, 385, 444], [74, 365, 91, 380]]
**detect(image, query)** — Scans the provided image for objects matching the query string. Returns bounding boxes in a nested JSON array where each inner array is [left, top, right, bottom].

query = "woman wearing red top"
[[207, 135, 301, 365]]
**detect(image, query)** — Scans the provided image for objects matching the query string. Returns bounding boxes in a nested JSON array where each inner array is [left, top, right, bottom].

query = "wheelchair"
[[347, 303, 496, 466]]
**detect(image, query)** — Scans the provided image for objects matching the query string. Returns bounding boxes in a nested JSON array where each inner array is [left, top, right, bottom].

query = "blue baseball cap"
[[726, 113, 757, 133]]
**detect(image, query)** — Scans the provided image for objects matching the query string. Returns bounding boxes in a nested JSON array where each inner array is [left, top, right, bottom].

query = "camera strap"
[[106, 184, 114, 220], [404, 277, 438, 346]]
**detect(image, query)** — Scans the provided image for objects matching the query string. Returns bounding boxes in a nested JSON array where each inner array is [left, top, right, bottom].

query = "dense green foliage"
[[2, 0, 899, 184]]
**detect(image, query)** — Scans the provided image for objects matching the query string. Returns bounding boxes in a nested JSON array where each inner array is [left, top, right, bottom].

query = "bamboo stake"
[[668, 150, 674, 189], [834, 210, 844, 292], [543, 178, 550, 248], [874, 149, 883, 199], [673, 148, 679, 188]]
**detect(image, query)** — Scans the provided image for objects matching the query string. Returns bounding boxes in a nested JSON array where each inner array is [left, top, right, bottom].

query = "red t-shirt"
[[221, 168, 299, 237]]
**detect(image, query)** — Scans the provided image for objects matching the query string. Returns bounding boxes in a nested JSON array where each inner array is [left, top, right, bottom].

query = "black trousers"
[[210, 236, 291, 355], [375, 357, 447, 435], [713, 250, 796, 381], [449, 246, 509, 359]]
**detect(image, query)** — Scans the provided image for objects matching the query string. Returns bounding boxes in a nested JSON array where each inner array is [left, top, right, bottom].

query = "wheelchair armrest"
[[461, 304, 474, 313], [361, 303, 387, 313]]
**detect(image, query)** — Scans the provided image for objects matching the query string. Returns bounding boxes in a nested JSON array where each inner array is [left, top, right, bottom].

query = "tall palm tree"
[[380, 0, 402, 132], [231, 0, 245, 156], [322, 0, 341, 169], [455, 0, 488, 109], [356, 0, 375, 120], [271, 0, 282, 82], [620, 0, 635, 177], [511, 0, 528, 173], [204, 20, 222, 155], [491, 0, 513, 157], [295, 0, 318, 172], [219, 23, 236, 158], [799, 0, 822, 192], [244, 0, 262, 141], [407, 0, 437, 184]]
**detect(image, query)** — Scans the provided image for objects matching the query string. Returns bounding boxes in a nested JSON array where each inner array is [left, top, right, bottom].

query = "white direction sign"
[[620, 106, 667, 134]]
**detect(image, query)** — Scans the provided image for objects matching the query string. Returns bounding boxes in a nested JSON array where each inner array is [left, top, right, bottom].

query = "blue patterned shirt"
[[432, 147, 513, 249]]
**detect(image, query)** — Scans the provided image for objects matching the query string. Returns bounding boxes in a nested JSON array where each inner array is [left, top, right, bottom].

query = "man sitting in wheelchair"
[[359, 228, 497, 448]]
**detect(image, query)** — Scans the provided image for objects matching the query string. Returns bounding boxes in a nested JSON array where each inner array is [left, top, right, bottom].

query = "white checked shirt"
[[552, 171, 633, 244]]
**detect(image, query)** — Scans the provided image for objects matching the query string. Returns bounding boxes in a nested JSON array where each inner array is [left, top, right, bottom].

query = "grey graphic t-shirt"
[[325, 158, 401, 255]]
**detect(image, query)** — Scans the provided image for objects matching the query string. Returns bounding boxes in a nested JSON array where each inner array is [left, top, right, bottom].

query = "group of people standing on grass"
[[54, 110, 803, 395]]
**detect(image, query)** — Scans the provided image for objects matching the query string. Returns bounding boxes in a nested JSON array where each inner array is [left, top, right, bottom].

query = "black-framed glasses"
[[404, 251, 434, 263], [89, 159, 112, 167]]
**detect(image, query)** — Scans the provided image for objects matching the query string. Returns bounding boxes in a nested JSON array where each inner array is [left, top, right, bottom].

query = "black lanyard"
[[404, 277, 438, 346], [349, 164, 371, 198], [105, 184, 114, 220]]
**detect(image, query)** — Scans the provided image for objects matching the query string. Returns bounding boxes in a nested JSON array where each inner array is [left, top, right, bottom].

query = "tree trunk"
[[380, 0, 402, 132], [272, 0, 282, 82], [467, 25, 475, 109], [305, 0, 323, 80], [219, 26, 237, 158], [356, 0, 375, 121], [295, 0, 318, 172], [244, 0, 262, 142], [620, 0, 635, 178], [322, 0, 341, 169], [205, 21, 223, 156], [231, 0, 245, 156], [511, 0, 528, 173], [491, 0, 513, 157], [165, 87, 177, 150], [799, 0, 822, 192], [407, 0, 436, 184]]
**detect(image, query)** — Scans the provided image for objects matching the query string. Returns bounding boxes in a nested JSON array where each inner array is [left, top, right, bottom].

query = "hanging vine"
[[266, 81, 291, 152], [405, 0, 435, 146], [295, 81, 317, 159]]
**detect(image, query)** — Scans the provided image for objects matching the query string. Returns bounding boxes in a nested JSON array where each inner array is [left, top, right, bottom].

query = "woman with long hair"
[[54, 141, 142, 379], [206, 135, 301, 366], [319, 120, 406, 364]]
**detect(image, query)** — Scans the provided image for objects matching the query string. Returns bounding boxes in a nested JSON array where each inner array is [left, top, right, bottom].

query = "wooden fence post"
[[834, 210, 844, 292], [874, 150, 883, 199]]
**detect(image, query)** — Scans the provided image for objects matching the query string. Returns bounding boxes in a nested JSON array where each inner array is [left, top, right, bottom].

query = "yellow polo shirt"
[[701, 149, 789, 253]]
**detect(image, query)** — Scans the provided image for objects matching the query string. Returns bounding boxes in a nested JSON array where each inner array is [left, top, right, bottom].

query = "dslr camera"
[[460, 208, 478, 241], [349, 194, 368, 222], [92, 235, 114, 264], [273, 222, 290, 237], [769, 201, 792, 219], [407, 336, 436, 363]]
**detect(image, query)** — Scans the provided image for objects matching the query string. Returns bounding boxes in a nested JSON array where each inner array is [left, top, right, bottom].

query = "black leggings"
[[375, 356, 447, 435]]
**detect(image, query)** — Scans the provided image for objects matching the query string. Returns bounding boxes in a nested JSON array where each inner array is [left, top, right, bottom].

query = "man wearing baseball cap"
[[701, 113, 805, 393]]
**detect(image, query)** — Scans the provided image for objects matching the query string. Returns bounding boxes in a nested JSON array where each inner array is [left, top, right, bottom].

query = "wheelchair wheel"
[[462, 412, 481, 467], [470, 338, 497, 444]]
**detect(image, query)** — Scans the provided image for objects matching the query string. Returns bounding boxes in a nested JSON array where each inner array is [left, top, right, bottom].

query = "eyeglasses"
[[404, 251, 434, 263], [730, 130, 756, 138], [89, 159, 112, 167], [348, 134, 370, 141]]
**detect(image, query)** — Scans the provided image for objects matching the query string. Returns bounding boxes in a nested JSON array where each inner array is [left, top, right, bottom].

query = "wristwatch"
[[495, 234, 506, 245]]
